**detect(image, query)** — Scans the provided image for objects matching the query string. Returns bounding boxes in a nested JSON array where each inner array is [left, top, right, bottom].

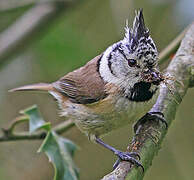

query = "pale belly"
[[59, 91, 159, 140]]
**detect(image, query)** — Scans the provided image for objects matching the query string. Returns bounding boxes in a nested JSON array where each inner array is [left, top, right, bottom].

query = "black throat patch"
[[127, 81, 157, 102]]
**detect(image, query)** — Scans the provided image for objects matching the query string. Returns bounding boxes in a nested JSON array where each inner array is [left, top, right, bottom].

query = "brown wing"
[[53, 55, 107, 104]]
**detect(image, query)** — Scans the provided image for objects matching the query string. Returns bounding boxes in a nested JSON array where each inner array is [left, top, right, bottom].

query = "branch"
[[101, 22, 194, 180], [0, 0, 77, 67], [0, 119, 74, 142]]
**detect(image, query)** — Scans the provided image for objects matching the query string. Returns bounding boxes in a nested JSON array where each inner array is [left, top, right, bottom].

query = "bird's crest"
[[124, 9, 150, 52]]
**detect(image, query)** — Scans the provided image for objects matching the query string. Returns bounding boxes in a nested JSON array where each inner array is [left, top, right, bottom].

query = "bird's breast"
[[59, 89, 159, 140]]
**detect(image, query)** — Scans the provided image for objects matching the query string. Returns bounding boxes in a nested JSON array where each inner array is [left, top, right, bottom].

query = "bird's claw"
[[113, 151, 144, 172], [148, 112, 168, 129], [134, 111, 168, 133]]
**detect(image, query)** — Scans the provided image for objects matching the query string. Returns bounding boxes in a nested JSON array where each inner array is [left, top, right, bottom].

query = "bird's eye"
[[127, 59, 137, 67]]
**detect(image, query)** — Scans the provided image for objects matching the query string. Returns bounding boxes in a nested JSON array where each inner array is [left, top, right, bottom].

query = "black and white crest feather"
[[132, 9, 149, 41], [124, 10, 156, 53], [123, 9, 158, 66]]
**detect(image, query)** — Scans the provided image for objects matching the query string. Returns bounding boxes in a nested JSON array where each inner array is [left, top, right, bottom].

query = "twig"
[[101, 22, 194, 180], [158, 25, 189, 66], [0, 0, 76, 67], [0, 119, 74, 142], [3, 115, 29, 134]]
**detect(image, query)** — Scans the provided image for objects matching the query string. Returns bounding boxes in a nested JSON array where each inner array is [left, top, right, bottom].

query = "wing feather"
[[53, 55, 107, 104]]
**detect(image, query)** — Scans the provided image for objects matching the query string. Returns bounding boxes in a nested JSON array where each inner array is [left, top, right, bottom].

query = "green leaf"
[[20, 105, 78, 180], [38, 131, 78, 180], [21, 105, 51, 133]]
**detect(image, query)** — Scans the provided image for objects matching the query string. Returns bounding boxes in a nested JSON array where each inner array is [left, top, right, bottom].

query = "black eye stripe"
[[117, 47, 128, 60], [107, 53, 117, 77], [115, 44, 156, 69], [116, 46, 138, 67]]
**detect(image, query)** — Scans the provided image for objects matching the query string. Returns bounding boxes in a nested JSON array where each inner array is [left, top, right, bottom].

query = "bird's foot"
[[134, 111, 168, 133], [95, 138, 143, 172], [113, 151, 144, 171], [148, 112, 168, 129]]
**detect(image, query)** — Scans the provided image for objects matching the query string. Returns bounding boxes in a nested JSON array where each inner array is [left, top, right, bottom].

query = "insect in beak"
[[141, 69, 164, 85], [150, 70, 163, 85]]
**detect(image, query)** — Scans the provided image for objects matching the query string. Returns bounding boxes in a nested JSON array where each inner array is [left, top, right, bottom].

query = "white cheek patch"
[[99, 44, 119, 84], [99, 44, 140, 93]]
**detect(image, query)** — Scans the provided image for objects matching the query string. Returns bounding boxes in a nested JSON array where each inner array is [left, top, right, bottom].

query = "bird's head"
[[99, 9, 162, 100]]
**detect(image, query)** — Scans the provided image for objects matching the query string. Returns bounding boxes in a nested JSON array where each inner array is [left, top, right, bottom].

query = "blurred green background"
[[0, 0, 194, 180]]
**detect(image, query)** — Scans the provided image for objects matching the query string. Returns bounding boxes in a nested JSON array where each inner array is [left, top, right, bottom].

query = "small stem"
[[0, 131, 47, 142], [0, 119, 74, 142], [2, 115, 29, 134], [53, 120, 75, 134]]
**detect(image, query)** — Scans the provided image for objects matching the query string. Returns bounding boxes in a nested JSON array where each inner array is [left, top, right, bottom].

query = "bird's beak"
[[142, 68, 163, 85], [150, 70, 162, 85]]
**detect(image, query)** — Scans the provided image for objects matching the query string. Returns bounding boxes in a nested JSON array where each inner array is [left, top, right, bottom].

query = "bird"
[[10, 9, 165, 170]]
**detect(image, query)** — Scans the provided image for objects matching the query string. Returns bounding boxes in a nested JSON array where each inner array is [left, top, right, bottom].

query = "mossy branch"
[[101, 22, 194, 180]]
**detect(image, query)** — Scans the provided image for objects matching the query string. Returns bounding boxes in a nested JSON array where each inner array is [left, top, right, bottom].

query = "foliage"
[[22, 105, 78, 180]]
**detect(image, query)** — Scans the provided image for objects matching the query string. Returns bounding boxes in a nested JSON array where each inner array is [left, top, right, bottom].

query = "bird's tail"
[[9, 83, 54, 92]]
